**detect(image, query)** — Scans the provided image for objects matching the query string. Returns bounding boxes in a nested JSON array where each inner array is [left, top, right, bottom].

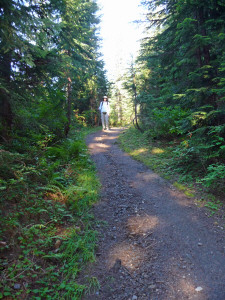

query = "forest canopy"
[[0, 0, 108, 142]]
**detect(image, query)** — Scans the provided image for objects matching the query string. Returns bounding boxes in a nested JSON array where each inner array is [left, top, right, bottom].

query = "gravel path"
[[83, 128, 225, 300]]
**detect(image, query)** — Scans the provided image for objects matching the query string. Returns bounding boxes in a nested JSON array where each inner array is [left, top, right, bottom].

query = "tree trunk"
[[64, 78, 72, 137], [196, 47, 203, 68], [195, 6, 216, 107], [133, 75, 143, 133], [90, 97, 97, 126], [117, 91, 122, 124], [198, 6, 210, 65], [0, 51, 13, 142], [0, 3, 13, 142]]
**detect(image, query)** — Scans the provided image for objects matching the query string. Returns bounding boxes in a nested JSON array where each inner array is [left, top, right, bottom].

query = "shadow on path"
[[83, 128, 225, 300]]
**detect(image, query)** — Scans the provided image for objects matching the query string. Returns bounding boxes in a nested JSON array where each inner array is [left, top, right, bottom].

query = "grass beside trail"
[[0, 127, 101, 300], [118, 126, 223, 212], [118, 126, 176, 179]]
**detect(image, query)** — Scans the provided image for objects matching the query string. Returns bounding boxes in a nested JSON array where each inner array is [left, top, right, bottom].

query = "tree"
[[138, 0, 225, 122], [0, 0, 107, 141]]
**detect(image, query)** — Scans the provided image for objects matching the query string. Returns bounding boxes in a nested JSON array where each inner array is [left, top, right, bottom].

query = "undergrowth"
[[118, 126, 224, 213], [0, 127, 101, 299]]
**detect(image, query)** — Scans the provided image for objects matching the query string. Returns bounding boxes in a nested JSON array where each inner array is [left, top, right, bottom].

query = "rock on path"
[[82, 128, 225, 300]]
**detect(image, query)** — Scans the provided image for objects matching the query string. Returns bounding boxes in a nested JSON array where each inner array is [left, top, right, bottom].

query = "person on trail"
[[99, 95, 110, 130]]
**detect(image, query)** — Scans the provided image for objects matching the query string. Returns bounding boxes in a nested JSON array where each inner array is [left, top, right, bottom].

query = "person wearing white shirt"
[[99, 95, 110, 130]]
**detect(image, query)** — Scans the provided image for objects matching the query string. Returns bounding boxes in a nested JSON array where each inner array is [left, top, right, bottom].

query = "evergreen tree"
[[0, 0, 107, 141], [138, 0, 225, 130], [128, 0, 225, 173]]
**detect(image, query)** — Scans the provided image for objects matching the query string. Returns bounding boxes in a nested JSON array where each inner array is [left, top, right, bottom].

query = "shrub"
[[200, 163, 225, 193], [142, 106, 188, 139]]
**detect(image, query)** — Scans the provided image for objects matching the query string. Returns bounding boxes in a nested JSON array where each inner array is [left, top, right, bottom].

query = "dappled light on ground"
[[151, 147, 165, 154], [168, 188, 196, 207], [137, 172, 161, 182], [130, 148, 148, 156], [88, 142, 110, 152], [127, 214, 159, 235], [84, 128, 225, 299], [107, 242, 146, 271], [55, 226, 75, 239], [175, 277, 204, 298], [102, 135, 119, 141], [162, 258, 205, 298], [93, 134, 118, 143]]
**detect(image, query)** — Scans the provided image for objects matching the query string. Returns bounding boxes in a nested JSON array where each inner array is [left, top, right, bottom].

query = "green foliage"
[[200, 163, 225, 192], [0, 0, 106, 298], [204, 200, 222, 214], [118, 126, 172, 174], [45, 140, 83, 162], [121, 0, 225, 199], [0, 0, 107, 141], [81, 109, 98, 126], [142, 106, 189, 139], [0, 128, 100, 299], [169, 123, 225, 185], [86, 277, 101, 295], [119, 126, 225, 207]]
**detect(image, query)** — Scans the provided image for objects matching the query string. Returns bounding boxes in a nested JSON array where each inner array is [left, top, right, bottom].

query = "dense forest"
[[0, 0, 107, 298], [119, 0, 225, 195], [1, 0, 225, 298], [0, 0, 108, 141]]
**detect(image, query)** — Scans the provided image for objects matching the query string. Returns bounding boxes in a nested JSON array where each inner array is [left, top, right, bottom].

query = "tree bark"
[[133, 75, 143, 133], [0, 51, 13, 142], [0, 2, 13, 141], [64, 77, 72, 137], [196, 6, 210, 65], [117, 91, 122, 124]]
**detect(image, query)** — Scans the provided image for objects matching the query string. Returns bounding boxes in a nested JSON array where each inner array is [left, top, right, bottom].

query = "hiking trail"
[[82, 128, 225, 300]]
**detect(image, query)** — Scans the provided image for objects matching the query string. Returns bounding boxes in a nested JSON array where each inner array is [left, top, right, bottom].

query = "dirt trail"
[[83, 128, 225, 300]]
